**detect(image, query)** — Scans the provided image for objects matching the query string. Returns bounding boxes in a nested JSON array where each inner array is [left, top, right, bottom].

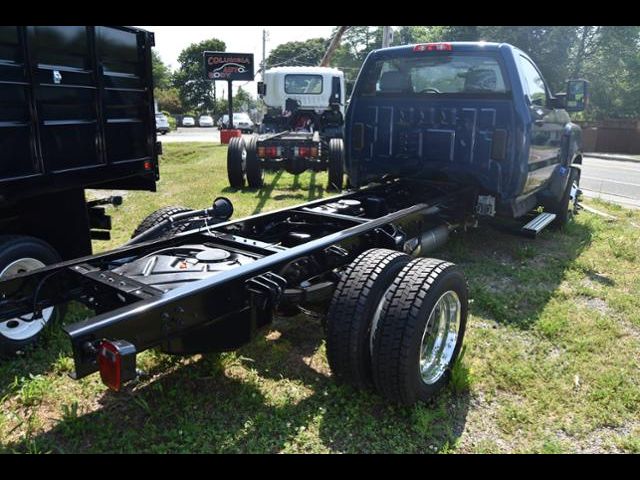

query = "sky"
[[137, 26, 336, 97]]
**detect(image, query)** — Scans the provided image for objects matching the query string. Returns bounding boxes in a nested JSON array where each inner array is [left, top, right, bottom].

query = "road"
[[160, 127, 220, 143], [581, 156, 640, 209]]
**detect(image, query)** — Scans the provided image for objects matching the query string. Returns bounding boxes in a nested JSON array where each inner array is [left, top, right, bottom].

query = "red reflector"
[[143, 160, 153, 170], [97, 339, 137, 391], [414, 43, 452, 52], [98, 341, 122, 391]]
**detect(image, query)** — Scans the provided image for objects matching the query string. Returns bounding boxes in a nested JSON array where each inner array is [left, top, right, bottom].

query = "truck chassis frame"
[[0, 178, 476, 390]]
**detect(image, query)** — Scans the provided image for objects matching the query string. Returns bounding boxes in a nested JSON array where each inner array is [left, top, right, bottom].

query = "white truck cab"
[[259, 66, 346, 116]]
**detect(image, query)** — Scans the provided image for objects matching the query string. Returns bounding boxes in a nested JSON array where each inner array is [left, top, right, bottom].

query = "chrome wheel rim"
[[0, 258, 53, 341], [241, 145, 247, 172], [419, 290, 461, 385]]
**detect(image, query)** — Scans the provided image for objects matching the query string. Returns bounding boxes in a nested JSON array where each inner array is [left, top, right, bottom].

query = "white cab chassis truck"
[[227, 67, 346, 191]]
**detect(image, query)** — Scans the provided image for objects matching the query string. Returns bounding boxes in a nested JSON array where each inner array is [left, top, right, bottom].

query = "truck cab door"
[[330, 75, 345, 116], [518, 55, 564, 193]]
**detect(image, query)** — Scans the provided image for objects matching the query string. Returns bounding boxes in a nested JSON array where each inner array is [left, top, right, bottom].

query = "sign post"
[[204, 51, 254, 141]]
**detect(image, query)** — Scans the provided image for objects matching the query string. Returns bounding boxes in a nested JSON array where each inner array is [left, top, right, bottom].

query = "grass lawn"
[[1, 142, 639, 453]]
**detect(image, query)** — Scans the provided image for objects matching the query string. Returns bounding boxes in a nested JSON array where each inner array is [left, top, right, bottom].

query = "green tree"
[[172, 38, 226, 113], [151, 50, 172, 89], [473, 26, 640, 119], [575, 26, 640, 119], [475, 26, 578, 92], [234, 86, 257, 111], [266, 38, 327, 68], [154, 87, 183, 114]]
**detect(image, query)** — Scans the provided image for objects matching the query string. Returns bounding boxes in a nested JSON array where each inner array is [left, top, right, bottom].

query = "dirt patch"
[[456, 391, 514, 453], [577, 296, 610, 315]]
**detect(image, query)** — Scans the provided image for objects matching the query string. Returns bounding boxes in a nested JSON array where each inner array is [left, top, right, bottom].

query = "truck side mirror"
[[565, 79, 589, 112], [257, 82, 266, 97], [331, 76, 342, 106], [549, 94, 566, 109]]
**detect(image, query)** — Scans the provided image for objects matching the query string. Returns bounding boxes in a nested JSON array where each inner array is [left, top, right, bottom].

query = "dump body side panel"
[[0, 26, 157, 207]]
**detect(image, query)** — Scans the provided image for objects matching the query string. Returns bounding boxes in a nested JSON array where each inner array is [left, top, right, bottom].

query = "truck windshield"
[[359, 54, 508, 96], [285, 74, 323, 94]]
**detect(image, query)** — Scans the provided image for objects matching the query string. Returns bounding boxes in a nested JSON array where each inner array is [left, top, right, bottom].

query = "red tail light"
[[143, 160, 153, 170], [265, 146, 281, 158], [97, 340, 137, 391], [413, 43, 452, 52], [296, 146, 311, 158]]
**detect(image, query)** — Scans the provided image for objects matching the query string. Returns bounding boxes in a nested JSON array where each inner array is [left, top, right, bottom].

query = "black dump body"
[[0, 26, 158, 205]]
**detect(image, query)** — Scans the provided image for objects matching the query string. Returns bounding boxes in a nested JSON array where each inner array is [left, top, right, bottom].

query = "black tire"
[[131, 205, 193, 240], [0, 235, 64, 358], [548, 167, 580, 228], [245, 135, 264, 188], [328, 138, 344, 192], [326, 249, 412, 389], [227, 137, 246, 188], [371, 258, 469, 405]]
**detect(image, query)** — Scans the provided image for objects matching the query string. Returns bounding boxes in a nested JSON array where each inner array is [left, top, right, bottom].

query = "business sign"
[[204, 52, 254, 81]]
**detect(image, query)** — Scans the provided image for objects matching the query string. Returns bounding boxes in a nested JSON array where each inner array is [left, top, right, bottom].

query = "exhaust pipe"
[[403, 224, 450, 257]]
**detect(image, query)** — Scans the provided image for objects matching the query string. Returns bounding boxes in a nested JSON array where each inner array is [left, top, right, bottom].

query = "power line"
[[268, 46, 327, 68]]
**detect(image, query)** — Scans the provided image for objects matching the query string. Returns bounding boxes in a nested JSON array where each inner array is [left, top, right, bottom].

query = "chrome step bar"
[[521, 212, 556, 237]]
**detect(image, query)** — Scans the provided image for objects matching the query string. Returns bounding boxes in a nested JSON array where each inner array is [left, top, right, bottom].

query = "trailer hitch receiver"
[[97, 339, 137, 391]]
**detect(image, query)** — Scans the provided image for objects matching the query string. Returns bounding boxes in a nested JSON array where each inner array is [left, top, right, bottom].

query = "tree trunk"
[[320, 26, 351, 67]]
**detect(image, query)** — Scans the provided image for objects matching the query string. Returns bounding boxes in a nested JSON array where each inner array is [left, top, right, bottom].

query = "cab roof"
[[265, 66, 344, 76]]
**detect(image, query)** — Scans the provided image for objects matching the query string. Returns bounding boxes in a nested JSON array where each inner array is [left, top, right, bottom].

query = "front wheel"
[[131, 205, 193, 240], [371, 258, 469, 405], [0, 235, 64, 357], [548, 167, 580, 228]]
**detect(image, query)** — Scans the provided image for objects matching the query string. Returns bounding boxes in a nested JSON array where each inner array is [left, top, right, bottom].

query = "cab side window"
[[519, 56, 547, 106]]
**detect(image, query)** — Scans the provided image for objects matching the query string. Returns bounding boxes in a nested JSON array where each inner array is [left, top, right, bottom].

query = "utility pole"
[[213, 81, 217, 118], [382, 26, 392, 48], [261, 29, 269, 79]]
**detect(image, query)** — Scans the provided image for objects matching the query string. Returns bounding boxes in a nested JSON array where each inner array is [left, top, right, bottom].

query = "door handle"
[[534, 119, 545, 126]]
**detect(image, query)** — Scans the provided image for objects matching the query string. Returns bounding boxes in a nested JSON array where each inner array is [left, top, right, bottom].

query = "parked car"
[[199, 115, 214, 127], [182, 116, 195, 127], [155, 112, 170, 135], [219, 113, 254, 133]]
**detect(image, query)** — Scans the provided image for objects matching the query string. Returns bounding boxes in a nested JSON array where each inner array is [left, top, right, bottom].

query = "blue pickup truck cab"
[[345, 42, 587, 227]]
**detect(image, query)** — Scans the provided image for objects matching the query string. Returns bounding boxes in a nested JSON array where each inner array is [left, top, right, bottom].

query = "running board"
[[521, 212, 556, 237]]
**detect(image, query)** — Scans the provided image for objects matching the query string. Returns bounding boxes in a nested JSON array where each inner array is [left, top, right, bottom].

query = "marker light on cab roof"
[[413, 43, 453, 52]]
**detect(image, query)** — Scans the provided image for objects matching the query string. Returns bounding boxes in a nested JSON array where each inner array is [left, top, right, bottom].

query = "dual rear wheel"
[[326, 248, 468, 405], [227, 136, 264, 189]]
